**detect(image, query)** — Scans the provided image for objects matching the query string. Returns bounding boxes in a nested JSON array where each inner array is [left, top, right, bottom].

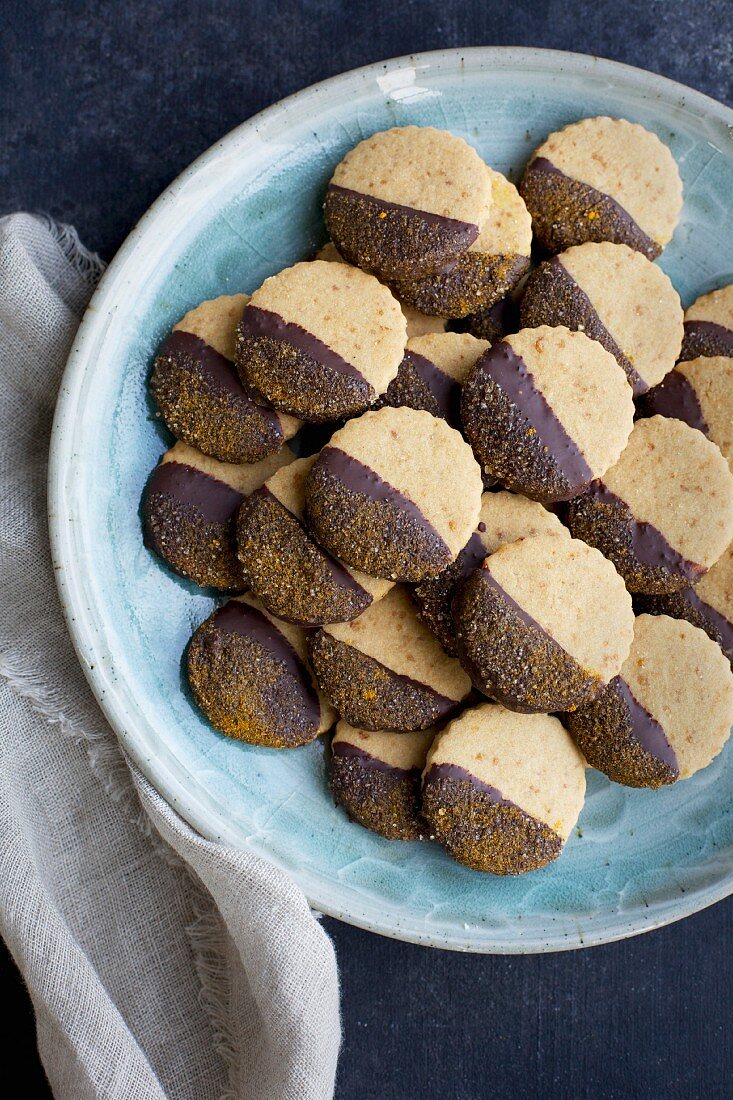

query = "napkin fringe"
[[186, 900, 240, 1099]]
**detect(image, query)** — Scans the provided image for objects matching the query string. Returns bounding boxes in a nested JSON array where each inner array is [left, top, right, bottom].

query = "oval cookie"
[[639, 356, 733, 471], [680, 283, 733, 362], [378, 331, 489, 427]]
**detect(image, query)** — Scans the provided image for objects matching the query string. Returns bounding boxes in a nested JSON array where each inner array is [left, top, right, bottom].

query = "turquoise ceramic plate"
[[49, 48, 733, 952]]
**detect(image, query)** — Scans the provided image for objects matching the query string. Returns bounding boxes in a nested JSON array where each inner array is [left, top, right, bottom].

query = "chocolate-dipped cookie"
[[638, 542, 733, 667], [308, 585, 472, 731], [330, 721, 434, 839], [639, 356, 733, 472], [422, 703, 586, 874], [461, 326, 634, 502], [520, 242, 683, 394], [452, 533, 634, 713], [567, 416, 733, 594], [389, 168, 532, 318], [566, 614, 733, 788], [235, 260, 406, 422], [460, 295, 520, 343], [187, 594, 335, 747], [680, 283, 733, 362], [324, 126, 493, 279], [236, 454, 392, 625], [150, 294, 300, 464], [143, 441, 293, 589], [378, 331, 489, 426], [305, 405, 483, 582], [413, 490, 569, 655], [520, 117, 682, 259]]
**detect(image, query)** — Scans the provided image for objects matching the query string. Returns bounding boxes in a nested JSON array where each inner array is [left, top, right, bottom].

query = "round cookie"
[[377, 331, 489, 427], [460, 295, 520, 343], [236, 454, 392, 625], [519, 117, 682, 259], [566, 614, 733, 788], [308, 585, 472, 731], [235, 260, 406, 422], [324, 126, 493, 279], [680, 283, 733, 361], [305, 405, 483, 582], [422, 703, 586, 874], [638, 356, 733, 470], [519, 242, 683, 394], [389, 168, 532, 318], [330, 722, 434, 840], [638, 542, 733, 667], [413, 490, 569, 655], [452, 533, 634, 713], [143, 441, 293, 589], [150, 294, 301, 464], [566, 416, 733, 594], [187, 594, 335, 748], [461, 326, 634, 502]]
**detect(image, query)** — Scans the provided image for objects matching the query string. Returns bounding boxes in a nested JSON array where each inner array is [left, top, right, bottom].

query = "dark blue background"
[[2, 2, 732, 1096]]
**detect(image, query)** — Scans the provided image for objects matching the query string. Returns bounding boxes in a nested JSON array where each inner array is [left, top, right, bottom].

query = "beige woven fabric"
[[0, 213, 340, 1100]]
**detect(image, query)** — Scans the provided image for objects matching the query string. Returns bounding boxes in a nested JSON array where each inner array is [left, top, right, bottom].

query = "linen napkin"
[[0, 212, 341, 1100]]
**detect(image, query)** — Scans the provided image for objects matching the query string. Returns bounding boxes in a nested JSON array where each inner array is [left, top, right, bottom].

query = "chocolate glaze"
[[327, 183, 479, 242], [403, 349, 461, 425], [332, 739, 415, 777], [162, 330, 258, 400], [240, 305, 366, 382], [587, 481, 702, 583], [680, 319, 733, 361], [638, 370, 709, 433], [475, 342, 593, 493], [456, 531, 490, 577], [148, 461, 244, 523], [616, 677, 678, 772], [424, 761, 513, 805]]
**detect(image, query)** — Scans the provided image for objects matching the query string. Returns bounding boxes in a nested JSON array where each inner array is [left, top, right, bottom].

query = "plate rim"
[[48, 45, 733, 954]]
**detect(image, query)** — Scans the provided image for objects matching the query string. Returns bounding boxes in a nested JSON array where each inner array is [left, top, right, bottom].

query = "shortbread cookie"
[[461, 326, 634, 502], [461, 296, 520, 343], [639, 356, 733, 470], [638, 542, 733, 666], [413, 491, 568, 654], [330, 722, 434, 839], [390, 168, 532, 317], [680, 283, 733, 361], [150, 294, 300, 463], [308, 585, 472, 731], [452, 534, 634, 712], [567, 416, 733, 594], [324, 126, 493, 278], [305, 406, 483, 582], [520, 117, 682, 259], [235, 261, 406, 422], [422, 703, 586, 874], [378, 331, 489, 426], [143, 441, 292, 589], [186, 594, 335, 747], [566, 614, 733, 787], [519, 242, 683, 394], [236, 455, 392, 625]]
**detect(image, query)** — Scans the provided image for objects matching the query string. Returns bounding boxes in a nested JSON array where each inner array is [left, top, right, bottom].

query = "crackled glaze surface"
[[49, 49, 733, 952]]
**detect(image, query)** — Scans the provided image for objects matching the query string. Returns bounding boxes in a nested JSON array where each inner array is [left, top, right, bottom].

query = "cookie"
[[143, 441, 293, 589], [639, 356, 733, 470], [389, 168, 532, 318], [567, 416, 733, 594], [150, 294, 301, 464], [460, 295, 520, 343], [187, 594, 335, 748], [520, 117, 682, 259], [314, 241, 447, 339], [236, 454, 392, 625], [452, 533, 634, 713], [330, 721, 434, 840], [413, 490, 569, 655], [235, 260, 406, 422], [638, 542, 733, 667], [680, 283, 733, 361], [305, 405, 482, 582], [519, 242, 683, 394], [324, 126, 493, 278], [461, 326, 634, 502], [308, 585, 472, 731], [422, 703, 586, 874], [566, 614, 733, 788], [378, 331, 489, 427]]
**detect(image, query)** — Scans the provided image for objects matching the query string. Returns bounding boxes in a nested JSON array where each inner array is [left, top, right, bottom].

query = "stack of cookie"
[[143, 118, 733, 876]]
